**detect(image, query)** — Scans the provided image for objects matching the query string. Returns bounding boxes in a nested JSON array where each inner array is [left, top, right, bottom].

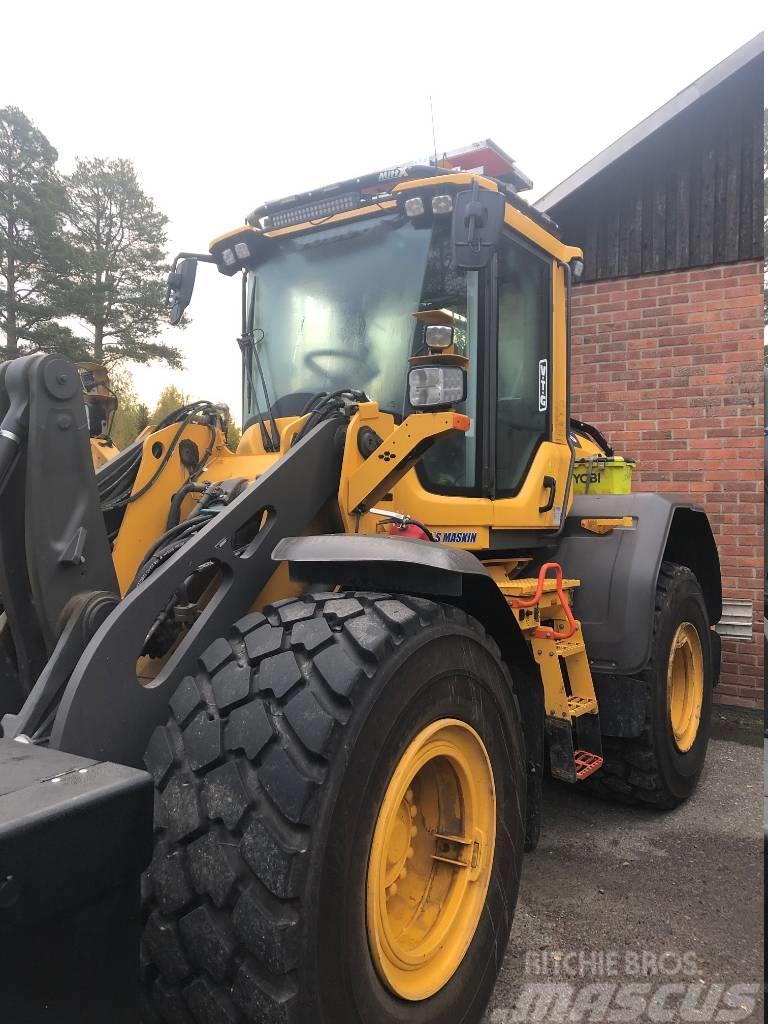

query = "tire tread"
[[584, 562, 710, 809], [142, 592, 487, 1022]]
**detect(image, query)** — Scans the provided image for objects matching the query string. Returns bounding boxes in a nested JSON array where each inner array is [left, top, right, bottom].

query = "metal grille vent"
[[715, 599, 754, 640]]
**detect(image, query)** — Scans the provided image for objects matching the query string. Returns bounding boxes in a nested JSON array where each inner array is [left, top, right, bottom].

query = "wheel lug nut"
[[399, 867, 408, 880], [387, 883, 398, 898]]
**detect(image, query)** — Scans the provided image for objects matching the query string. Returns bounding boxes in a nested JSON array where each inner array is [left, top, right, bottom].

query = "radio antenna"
[[429, 95, 438, 166]]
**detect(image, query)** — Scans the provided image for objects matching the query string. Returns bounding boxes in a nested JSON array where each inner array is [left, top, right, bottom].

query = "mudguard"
[[544, 492, 722, 677], [274, 533, 532, 667]]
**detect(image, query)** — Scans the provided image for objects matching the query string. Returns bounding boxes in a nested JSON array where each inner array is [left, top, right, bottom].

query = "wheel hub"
[[667, 622, 704, 753], [366, 719, 496, 1001]]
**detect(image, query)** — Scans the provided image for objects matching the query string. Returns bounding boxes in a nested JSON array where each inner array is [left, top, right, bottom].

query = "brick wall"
[[570, 260, 764, 709]]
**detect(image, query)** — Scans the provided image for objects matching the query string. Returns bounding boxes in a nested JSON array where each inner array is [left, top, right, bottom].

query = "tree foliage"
[[150, 384, 188, 425], [0, 107, 72, 356], [109, 367, 145, 449], [64, 157, 181, 368], [225, 417, 241, 451]]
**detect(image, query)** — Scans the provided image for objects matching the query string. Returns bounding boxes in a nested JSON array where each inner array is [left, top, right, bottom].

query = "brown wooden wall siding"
[[549, 57, 763, 283]]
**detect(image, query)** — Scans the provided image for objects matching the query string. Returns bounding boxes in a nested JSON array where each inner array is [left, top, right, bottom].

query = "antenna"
[[429, 96, 438, 166]]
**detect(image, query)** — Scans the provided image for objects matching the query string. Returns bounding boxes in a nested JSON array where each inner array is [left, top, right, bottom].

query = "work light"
[[431, 195, 453, 214], [404, 197, 425, 217], [409, 365, 467, 408], [266, 192, 359, 230], [424, 324, 453, 350]]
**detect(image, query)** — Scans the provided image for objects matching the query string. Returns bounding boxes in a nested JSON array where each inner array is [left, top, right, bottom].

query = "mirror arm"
[[171, 252, 217, 270]]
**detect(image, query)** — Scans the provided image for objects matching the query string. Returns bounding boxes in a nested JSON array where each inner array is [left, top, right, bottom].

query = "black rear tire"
[[141, 591, 526, 1024], [586, 562, 713, 809]]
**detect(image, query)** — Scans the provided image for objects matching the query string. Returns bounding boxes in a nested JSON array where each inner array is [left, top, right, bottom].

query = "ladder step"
[[567, 695, 598, 717], [574, 750, 604, 780], [555, 638, 586, 658]]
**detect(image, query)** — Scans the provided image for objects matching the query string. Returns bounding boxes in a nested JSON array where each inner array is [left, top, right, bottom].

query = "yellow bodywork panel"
[[335, 403, 572, 537], [112, 423, 277, 594], [90, 437, 119, 470], [580, 516, 634, 535], [340, 406, 470, 524], [384, 439, 572, 532]]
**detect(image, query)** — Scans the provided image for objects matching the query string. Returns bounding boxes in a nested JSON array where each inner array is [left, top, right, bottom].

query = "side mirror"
[[166, 258, 197, 325], [451, 182, 505, 270]]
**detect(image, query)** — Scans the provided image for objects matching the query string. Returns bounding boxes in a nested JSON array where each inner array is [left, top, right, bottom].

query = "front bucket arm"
[[47, 415, 344, 767], [0, 355, 118, 703]]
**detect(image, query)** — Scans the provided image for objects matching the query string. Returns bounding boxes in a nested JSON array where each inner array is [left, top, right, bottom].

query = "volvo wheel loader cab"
[[0, 142, 721, 1024]]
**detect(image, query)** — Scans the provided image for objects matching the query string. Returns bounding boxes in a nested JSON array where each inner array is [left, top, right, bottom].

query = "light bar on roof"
[[266, 192, 360, 230]]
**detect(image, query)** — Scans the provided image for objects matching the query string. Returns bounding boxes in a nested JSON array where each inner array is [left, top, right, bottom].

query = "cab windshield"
[[245, 213, 478, 427]]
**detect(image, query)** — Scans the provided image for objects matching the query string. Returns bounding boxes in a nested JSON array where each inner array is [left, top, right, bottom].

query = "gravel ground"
[[485, 710, 764, 1023]]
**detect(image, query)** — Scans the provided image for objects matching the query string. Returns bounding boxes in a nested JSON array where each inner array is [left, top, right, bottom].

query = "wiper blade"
[[239, 329, 279, 452]]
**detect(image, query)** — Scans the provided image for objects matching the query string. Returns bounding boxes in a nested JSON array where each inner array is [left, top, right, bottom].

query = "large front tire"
[[141, 592, 526, 1024]]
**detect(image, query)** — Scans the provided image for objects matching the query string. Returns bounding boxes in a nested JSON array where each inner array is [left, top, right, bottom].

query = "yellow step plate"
[[554, 638, 586, 658], [500, 577, 580, 598], [567, 695, 598, 717]]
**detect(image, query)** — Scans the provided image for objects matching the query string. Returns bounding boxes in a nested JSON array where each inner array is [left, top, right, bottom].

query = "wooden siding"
[[548, 56, 763, 282]]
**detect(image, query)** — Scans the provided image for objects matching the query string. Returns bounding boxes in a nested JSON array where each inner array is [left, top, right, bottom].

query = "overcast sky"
[[1, 2, 764, 422]]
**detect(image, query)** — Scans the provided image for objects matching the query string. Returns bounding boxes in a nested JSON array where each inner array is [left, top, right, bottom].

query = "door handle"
[[539, 476, 556, 514]]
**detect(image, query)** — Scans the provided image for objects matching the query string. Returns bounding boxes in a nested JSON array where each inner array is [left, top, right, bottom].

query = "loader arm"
[[0, 355, 119, 702], [0, 375, 346, 765], [47, 414, 345, 765]]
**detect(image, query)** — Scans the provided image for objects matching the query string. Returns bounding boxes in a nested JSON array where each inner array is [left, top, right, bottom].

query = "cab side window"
[[495, 238, 551, 494]]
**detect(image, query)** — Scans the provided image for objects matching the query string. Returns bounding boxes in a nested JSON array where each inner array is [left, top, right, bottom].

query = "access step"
[[574, 750, 604, 780], [554, 638, 585, 658], [567, 695, 598, 717]]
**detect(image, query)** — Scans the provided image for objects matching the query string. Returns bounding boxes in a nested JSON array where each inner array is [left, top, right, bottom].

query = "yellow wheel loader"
[[77, 361, 120, 468], [0, 149, 721, 1024]]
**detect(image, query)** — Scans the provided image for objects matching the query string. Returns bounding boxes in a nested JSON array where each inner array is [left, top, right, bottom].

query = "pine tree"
[[135, 402, 151, 434], [0, 107, 72, 356], [225, 418, 241, 451], [65, 158, 181, 369], [151, 385, 188, 424]]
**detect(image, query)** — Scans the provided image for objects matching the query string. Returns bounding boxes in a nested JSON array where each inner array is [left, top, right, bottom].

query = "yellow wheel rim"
[[366, 719, 496, 1001], [667, 622, 704, 753]]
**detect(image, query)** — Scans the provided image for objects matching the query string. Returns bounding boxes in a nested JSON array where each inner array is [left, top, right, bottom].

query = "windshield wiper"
[[238, 329, 279, 453], [240, 274, 279, 452]]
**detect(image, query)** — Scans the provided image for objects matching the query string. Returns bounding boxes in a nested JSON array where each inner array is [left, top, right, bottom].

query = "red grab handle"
[[507, 562, 577, 641]]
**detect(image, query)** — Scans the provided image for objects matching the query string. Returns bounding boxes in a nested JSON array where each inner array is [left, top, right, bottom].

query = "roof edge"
[[535, 33, 764, 213]]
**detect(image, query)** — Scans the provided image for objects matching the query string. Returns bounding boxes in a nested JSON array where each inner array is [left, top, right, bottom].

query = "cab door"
[[489, 231, 571, 534]]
